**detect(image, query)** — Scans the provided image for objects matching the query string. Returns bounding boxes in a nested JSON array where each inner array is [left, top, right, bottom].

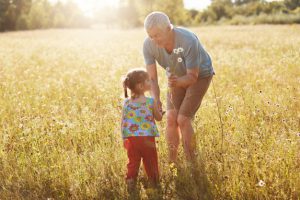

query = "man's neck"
[[164, 29, 175, 53]]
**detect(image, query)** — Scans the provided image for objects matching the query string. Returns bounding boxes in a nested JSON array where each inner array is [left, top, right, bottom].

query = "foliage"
[[0, 0, 300, 31], [194, 0, 300, 25], [0, 0, 90, 31]]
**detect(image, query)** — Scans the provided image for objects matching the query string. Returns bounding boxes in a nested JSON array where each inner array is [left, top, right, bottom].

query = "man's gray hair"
[[144, 11, 172, 31]]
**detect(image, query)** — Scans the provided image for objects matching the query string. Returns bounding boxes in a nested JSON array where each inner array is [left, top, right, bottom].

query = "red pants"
[[124, 136, 159, 183]]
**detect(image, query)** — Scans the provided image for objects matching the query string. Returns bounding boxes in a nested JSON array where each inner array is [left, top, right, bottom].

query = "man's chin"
[[157, 43, 164, 48]]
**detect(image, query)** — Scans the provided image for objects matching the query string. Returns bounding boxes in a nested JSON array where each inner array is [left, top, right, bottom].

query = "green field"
[[0, 25, 299, 199]]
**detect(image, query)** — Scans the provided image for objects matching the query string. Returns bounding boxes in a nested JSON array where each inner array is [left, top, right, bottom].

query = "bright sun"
[[49, 0, 120, 17], [74, 0, 120, 17]]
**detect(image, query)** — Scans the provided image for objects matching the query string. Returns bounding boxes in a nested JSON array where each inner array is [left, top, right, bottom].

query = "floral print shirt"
[[121, 97, 159, 138]]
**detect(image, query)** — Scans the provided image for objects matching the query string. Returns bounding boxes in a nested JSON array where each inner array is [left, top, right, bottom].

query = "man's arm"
[[146, 64, 162, 110], [168, 67, 199, 88]]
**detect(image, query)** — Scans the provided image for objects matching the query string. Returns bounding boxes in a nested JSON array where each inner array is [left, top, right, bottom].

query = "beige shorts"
[[167, 75, 213, 118]]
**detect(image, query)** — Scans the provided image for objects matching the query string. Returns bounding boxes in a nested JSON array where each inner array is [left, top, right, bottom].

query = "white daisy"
[[166, 67, 172, 77], [177, 57, 183, 63], [173, 49, 178, 54], [257, 180, 265, 187], [178, 47, 184, 52]]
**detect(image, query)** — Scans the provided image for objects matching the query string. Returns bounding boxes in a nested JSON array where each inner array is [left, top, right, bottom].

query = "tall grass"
[[227, 13, 300, 25], [0, 25, 299, 199]]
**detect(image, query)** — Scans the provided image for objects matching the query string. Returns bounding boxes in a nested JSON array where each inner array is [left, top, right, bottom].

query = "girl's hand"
[[153, 99, 163, 121], [156, 99, 162, 112]]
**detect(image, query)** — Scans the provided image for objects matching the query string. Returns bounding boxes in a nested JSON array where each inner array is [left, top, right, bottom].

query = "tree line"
[[0, 0, 299, 32], [0, 0, 90, 31]]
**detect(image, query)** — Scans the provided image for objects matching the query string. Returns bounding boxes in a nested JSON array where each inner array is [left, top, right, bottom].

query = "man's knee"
[[166, 110, 178, 127], [177, 114, 191, 128]]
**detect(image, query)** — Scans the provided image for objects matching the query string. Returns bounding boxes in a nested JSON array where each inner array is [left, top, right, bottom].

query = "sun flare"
[[76, 0, 119, 16], [49, 0, 120, 17]]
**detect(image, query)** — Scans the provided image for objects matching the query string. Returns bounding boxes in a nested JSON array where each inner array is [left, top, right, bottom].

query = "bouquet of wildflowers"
[[166, 47, 184, 106]]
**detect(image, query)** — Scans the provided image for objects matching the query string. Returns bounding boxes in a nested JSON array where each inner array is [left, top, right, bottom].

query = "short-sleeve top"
[[121, 97, 159, 138], [143, 27, 215, 78]]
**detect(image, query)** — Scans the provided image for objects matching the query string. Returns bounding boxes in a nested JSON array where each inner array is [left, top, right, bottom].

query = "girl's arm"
[[153, 99, 163, 121], [120, 101, 126, 135], [121, 109, 124, 133]]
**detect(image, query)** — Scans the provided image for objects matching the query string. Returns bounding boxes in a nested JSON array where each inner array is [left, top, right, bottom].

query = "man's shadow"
[[174, 153, 214, 200]]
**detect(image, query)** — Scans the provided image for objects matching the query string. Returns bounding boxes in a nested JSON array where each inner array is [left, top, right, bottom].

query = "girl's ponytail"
[[124, 86, 128, 98], [123, 77, 129, 98]]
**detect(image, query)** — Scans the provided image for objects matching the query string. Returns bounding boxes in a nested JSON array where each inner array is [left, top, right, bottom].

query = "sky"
[[184, 0, 211, 10], [49, 0, 212, 17]]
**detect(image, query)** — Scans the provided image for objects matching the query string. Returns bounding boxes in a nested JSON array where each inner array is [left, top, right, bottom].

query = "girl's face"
[[143, 78, 151, 91]]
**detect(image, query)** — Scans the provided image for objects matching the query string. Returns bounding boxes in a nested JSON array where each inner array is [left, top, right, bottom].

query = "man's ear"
[[166, 25, 171, 32]]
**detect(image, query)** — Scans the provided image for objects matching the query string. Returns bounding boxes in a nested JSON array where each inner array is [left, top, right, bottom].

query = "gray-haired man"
[[143, 11, 215, 162]]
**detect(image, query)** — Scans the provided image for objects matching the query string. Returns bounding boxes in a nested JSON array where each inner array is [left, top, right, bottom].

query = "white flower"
[[166, 67, 172, 77], [177, 47, 184, 52], [173, 49, 178, 54], [166, 71, 172, 77], [177, 57, 183, 63], [257, 180, 265, 187]]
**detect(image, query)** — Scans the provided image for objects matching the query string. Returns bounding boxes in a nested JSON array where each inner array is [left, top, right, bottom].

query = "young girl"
[[121, 68, 163, 189]]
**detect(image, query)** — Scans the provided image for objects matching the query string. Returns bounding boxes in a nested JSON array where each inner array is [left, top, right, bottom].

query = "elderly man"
[[143, 11, 215, 162]]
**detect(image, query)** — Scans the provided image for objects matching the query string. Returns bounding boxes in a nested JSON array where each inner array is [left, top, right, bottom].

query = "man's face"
[[147, 26, 170, 48]]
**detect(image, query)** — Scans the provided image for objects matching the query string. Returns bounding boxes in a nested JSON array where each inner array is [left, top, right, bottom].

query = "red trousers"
[[124, 136, 159, 183]]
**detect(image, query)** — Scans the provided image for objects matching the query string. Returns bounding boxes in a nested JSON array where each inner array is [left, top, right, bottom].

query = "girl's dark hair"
[[122, 68, 149, 98]]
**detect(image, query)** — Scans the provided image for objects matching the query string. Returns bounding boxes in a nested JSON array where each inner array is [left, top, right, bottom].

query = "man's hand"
[[168, 74, 178, 88], [168, 68, 199, 89]]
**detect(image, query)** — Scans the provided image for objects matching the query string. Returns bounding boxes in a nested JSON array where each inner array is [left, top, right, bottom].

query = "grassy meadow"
[[0, 25, 299, 199]]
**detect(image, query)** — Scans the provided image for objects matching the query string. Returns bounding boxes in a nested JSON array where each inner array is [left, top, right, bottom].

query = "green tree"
[[284, 0, 300, 10], [13, 0, 32, 16], [27, 0, 51, 29], [207, 0, 233, 21], [16, 13, 28, 29], [233, 0, 260, 6], [3, 3, 17, 30], [0, 0, 10, 31], [136, 0, 156, 16], [118, 0, 140, 28], [155, 0, 188, 25], [52, 1, 66, 28]]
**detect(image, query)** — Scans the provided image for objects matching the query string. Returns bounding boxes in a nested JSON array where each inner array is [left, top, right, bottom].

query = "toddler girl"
[[121, 68, 163, 189]]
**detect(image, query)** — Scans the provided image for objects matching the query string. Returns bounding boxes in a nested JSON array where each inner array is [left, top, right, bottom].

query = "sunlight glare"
[[75, 0, 120, 17]]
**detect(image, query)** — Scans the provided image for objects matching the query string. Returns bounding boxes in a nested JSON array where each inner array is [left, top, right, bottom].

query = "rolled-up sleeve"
[[143, 39, 155, 65], [185, 40, 200, 69]]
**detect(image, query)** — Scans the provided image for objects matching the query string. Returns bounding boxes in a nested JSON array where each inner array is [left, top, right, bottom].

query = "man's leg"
[[177, 76, 213, 161], [177, 115, 196, 161], [166, 109, 180, 162]]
